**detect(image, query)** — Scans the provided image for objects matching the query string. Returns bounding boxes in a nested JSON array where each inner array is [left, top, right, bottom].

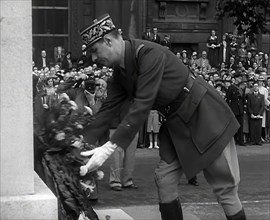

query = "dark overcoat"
[[82, 39, 239, 179]]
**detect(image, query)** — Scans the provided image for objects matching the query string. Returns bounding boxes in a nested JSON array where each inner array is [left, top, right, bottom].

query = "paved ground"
[[93, 144, 270, 220]]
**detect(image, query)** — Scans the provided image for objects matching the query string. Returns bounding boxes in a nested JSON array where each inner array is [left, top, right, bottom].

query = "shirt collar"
[[119, 40, 126, 70]]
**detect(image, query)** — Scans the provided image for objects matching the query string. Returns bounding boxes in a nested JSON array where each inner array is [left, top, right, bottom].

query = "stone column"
[[0, 1, 57, 219]]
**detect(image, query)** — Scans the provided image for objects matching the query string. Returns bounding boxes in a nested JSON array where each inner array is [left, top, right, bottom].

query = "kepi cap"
[[80, 14, 116, 51]]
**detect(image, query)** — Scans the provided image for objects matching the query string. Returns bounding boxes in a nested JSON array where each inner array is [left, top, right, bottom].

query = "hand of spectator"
[[84, 90, 95, 106], [251, 114, 256, 119]]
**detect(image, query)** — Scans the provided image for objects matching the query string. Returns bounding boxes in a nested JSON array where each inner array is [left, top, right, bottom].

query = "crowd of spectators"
[[33, 28, 270, 150]]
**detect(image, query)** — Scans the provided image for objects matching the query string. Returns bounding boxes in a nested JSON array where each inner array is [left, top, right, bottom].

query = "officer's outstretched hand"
[[80, 141, 117, 176]]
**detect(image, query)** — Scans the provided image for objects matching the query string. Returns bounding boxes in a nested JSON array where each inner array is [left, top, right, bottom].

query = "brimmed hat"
[[182, 50, 187, 54], [192, 51, 197, 56], [80, 14, 116, 51], [258, 75, 265, 81]]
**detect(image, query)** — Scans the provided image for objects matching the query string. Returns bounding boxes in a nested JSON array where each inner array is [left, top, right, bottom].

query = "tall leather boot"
[[159, 197, 183, 220], [226, 209, 246, 220]]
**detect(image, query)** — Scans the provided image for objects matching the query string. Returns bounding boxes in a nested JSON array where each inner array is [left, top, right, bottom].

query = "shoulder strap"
[[135, 44, 145, 59]]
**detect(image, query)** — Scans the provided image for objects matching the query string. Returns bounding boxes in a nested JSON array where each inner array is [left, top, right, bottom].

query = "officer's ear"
[[103, 35, 112, 47]]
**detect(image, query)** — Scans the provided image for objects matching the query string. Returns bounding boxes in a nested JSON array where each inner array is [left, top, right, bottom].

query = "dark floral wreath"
[[41, 93, 103, 220]]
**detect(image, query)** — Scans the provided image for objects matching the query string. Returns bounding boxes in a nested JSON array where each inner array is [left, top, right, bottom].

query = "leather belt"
[[161, 74, 195, 119]]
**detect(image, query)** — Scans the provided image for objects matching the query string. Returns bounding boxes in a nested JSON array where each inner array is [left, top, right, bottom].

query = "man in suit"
[[79, 14, 246, 220], [226, 73, 246, 146], [142, 26, 152, 41], [247, 81, 265, 145], [151, 27, 161, 44], [77, 44, 92, 69], [195, 51, 211, 74], [35, 50, 52, 70]]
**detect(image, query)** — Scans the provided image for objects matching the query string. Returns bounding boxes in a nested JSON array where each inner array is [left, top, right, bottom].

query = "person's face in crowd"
[[47, 78, 54, 87], [240, 43, 245, 49], [50, 67, 56, 75], [225, 81, 231, 88], [202, 52, 207, 59], [44, 67, 49, 73], [182, 52, 187, 58], [92, 64, 97, 70], [264, 53, 269, 60], [41, 50, 46, 58], [55, 64, 60, 71], [211, 30, 216, 36], [176, 52, 181, 59], [66, 53, 71, 59], [253, 83, 259, 92], [222, 34, 226, 41], [267, 78, 270, 86], [153, 28, 158, 35], [82, 44, 87, 52], [57, 47, 62, 54], [208, 80, 214, 87], [213, 73, 219, 81], [247, 52, 252, 58], [229, 57, 234, 64], [255, 54, 259, 60], [253, 62, 258, 69], [238, 62, 243, 68], [192, 54, 197, 60], [95, 79, 107, 98], [118, 29, 122, 35], [220, 62, 226, 69], [231, 78, 236, 84]]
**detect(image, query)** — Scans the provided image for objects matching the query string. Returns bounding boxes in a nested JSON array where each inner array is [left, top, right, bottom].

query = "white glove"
[[80, 141, 117, 176]]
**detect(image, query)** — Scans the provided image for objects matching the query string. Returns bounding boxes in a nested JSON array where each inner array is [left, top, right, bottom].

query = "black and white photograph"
[[1, 0, 270, 219]]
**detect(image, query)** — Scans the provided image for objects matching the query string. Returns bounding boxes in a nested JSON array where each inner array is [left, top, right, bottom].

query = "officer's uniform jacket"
[[83, 39, 239, 179], [226, 84, 244, 116]]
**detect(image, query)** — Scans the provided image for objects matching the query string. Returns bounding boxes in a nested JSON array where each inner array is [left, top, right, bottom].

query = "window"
[[32, 0, 69, 63]]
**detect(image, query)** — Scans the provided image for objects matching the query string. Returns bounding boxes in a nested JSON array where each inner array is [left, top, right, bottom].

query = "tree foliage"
[[216, 0, 269, 42]]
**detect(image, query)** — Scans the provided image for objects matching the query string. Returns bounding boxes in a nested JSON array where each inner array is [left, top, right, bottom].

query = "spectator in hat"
[[247, 81, 265, 145], [189, 51, 198, 68], [79, 13, 246, 220], [226, 72, 246, 146], [179, 50, 189, 66], [151, 27, 161, 44]]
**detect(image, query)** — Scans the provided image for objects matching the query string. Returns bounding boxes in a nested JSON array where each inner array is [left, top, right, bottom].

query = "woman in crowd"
[[206, 29, 220, 68], [62, 51, 74, 73]]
